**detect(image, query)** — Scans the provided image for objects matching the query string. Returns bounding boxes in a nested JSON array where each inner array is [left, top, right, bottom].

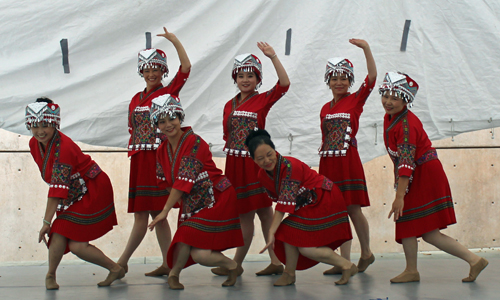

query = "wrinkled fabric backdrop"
[[1, 0, 499, 165]]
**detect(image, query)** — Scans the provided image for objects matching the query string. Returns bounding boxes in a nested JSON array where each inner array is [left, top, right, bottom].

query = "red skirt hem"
[[274, 187, 352, 270], [48, 172, 117, 254], [395, 160, 457, 243], [167, 187, 244, 269], [225, 155, 271, 214], [128, 150, 169, 212], [319, 147, 370, 207]]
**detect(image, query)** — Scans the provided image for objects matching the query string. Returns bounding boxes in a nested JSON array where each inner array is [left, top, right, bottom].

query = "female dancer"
[[212, 42, 290, 276], [247, 129, 356, 286], [118, 27, 191, 276], [319, 39, 376, 275], [27, 98, 122, 289], [381, 72, 489, 283], [148, 94, 244, 289]]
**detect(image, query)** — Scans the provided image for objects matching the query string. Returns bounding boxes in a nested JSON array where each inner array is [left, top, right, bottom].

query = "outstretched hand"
[[388, 198, 404, 221], [259, 234, 275, 254], [157, 27, 178, 43], [148, 210, 168, 231], [257, 42, 276, 58], [39, 224, 50, 244], [349, 38, 369, 50]]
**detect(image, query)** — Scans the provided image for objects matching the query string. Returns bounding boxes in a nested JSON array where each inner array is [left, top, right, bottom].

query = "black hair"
[[36, 97, 54, 104], [245, 129, 275, 159]]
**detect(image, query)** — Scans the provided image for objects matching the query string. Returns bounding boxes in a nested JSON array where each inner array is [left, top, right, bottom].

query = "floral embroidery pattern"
[[416, 149, 438, 165], [156, 161, 166, 181], [214, 176, 232, 192], [322, 177, 333, 190], [177, 156, 203, 183], [225, 114, 257, 155], [180, 175, 215, 222], [278, 179, 301, 206], [50, 163, 72, 188], [320, 114, 352, 157], [130, 110, 157, 150], [85, 163, 101, 179], [62, 176, 87, 210]]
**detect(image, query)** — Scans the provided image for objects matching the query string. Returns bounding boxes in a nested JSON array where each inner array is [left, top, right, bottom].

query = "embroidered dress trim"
[[416, 149, 438, 165], [319, 113, 353, 157], [224, 93, 259, 157]]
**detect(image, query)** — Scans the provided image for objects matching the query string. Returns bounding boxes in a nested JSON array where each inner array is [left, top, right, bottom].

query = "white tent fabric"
[[1, 0, 500, 166]]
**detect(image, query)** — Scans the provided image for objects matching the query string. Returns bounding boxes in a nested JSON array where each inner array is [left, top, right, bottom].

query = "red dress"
[[127, 67, 190, 212], [318, 75, 374, 207], [156, 127, 244, 268], [222, 83, 289, 214], [384, 107, 456, 243], [29, 131, 117, 253], [258, 154, 352, 270]]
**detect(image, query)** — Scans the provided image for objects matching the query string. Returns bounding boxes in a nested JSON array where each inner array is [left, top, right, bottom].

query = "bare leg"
[[347, 205, 372, 259], [191, 248, 238, 286], [339, 240, 352, 261], [390, 237, 420, 283], [233, 210, 256, 266], [46, 233, 67, 289], [168, 243, 191, 290], [299, 247, 352, 269], [422, 230, 479, 264], [421, 229, 488, 281], [117, 211, 149, 270], [68, 240, 124, 286], [256, 206, 282, 265], [274, 243, 298, 286], [145, 210, 172, 275]]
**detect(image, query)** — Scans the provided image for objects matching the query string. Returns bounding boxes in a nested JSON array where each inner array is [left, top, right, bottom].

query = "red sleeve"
[[262, 82, 289, 111], [162, 66, 190, 96], [353, 75, 375, 111], [47, 137, 84, 200], [396, 117, 417, 178], [156, 144, 170, 190], [171, 136, 207, 194]]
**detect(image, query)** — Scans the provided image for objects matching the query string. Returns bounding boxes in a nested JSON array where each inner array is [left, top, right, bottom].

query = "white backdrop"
[[1, 0, 500, 165]]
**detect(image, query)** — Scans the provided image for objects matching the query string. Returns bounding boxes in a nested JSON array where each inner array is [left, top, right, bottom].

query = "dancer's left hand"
[[388, 197, 404, 221], [39, 224, 50, 244], [257, 42, 276, 58], [148, 210, 168, 231], [157, 27, 178, 43], [259, 234, 275, 254]]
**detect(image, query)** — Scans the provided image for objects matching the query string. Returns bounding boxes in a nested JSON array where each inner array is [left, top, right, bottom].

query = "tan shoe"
[[222, 268, 239, 287], [97, 267, 126, 287], [462, 257, 489, 282], [167, 275, 184, 290], [390, 271, 420, 283], [335, 264, 358, 285], [211, 265, 243, 276], [357, 254, 375, 273], [273, 272, 296, 286], [145, 265, 171, 277], [45, 274, 59, 290], [323, 265, 343, 275], [256, 263, 284, 276]]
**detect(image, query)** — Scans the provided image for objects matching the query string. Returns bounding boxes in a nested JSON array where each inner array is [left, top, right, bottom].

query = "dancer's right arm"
[[148, 188, 183, 230], [259, 210, 285, 254], [38, 197, 59, 243], [158, 27, 191, 73]]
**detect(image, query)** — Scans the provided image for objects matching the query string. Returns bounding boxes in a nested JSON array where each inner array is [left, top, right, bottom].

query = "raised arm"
[[148, 188, 183, 230], [349, 39, 377, 85], [257, 42, 290, 87], [158, 27, 191, 74]]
